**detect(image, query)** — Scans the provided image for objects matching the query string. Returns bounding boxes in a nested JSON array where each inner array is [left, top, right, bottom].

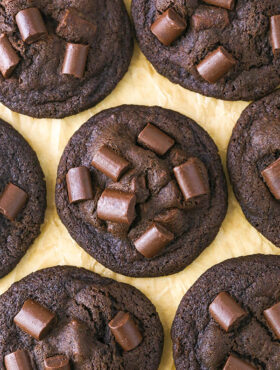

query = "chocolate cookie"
[[0, 0, 133, 118], [227, 89, 280, 248], [55, 105, 227, 277], [172, 254, 280, 369], [0, 266, 163, 369], [0, 119, 46, 277], [132, 0, 280, 101]]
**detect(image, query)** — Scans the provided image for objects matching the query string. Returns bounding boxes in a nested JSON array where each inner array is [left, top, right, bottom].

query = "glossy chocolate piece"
[[0, 34, 20, 78], [196, 46, 236, 83], [4, 350, 32, 370], [264, 301, 280, 339], [16, 7, 47, 44], [44, 355, 70, 370], [151, 8, 187, 46], [0, 183, 28, 221], [92, 145, 130, 181], [261, 158, 280, 199], [66, 166, 93, 204], [191, 6, 229, 31], [97, 189, 136, 225], [138, 123, 175, 156], [223, 354, 256, 370], [203, 0, 235, 10], [134, 223, 174, 258], [270, 15, 280, 56], [109, 311, 142, 351], [173, 157, 209, 201], [62, 43, 89, 78], [209, 292, 247, 332], [14, 299, 56, 340]]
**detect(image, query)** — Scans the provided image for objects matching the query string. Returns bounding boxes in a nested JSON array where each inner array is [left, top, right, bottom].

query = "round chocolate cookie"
[[0, 0, 133, 118], [228, 89, 280, 248], [0, 119, 46, 278], [0, 266, 163, 369], [132, 0, 280, 101], [172, 254, 280, 369], [55, 105, 227, 277]]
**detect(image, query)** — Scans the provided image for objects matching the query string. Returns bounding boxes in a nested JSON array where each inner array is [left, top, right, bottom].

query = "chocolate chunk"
[[14, 299, 56, 340], [173, 157, 209, 201], [197, 46, 236, 83], [0, 183, 28, 221], [261, 158, 280, 199], [150, 8, 187, 46], [138, 123, 175, 155], [0, 34, 20, 78], [264, 301, 280, 339], [62, 43, 89, 79], [191, 6, 229, 31], [223, 354, 256, 370], [270, 15, 280, 56], [203, 0, 235, 10], [134, 223, 174, 258], [109, 311, 142, 351], [4, 349, 32, 370], [16, 7, 47, 44], [44, 355, 70, 370], [97, 189, 136, 225], [92, 145, 130, 181], [209, 292, 247, 332], [66, 166, 94, 204]]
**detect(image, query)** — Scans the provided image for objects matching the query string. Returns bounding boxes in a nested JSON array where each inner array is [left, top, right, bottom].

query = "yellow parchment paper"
[[0, 1, 280, 368]]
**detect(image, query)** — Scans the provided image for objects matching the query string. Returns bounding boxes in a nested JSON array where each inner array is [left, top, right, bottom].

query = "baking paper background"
[[0, 1, 280, 368]]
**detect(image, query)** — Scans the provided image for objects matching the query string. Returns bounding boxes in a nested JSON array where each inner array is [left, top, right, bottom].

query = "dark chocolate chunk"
[[14, 299, 56, 340], [4, 349, 32, 370], [270, 15, 280, 56], [97, 189, 136, 225], [264, 301, 280, 339], [66, 166, 93, 204], [44, 355, 70, 370], [191, 6, 229, 31], [261, 158, 280, 199], [223, 354, 256, 370], [0, 183, 28, 221], [16, 7, 47, 44], [0, 34, 20, 79], [92, 145, 130, 181], [109, 311, 143, 351], [150, 8, 187, 46], [173, 157, 209, 201], [62, 43, 89, 79], [203, 0, 235, 10], [196, 46, 236, 83], [209, 292, 247, 332], [138, 123, 175, 155]]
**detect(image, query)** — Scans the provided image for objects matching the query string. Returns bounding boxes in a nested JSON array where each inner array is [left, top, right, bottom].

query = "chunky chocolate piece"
[[0, 183, 28, 221], [92, 145, 130, 181], [4, 350, 32, 370], [14, 299, 56, 340], [270, 15, 280, 55], [150, 8, 187, 46], [44, 355, 70, 370], [209, 292, 247, 332], [138, 123, 175, 156], [16, 7, 47, 44], [134, 223, 174, 258], [173, 157, 209, 201], [223, 354, 256, 370], [66, 166, 93, 204], [264, 302, 280, 339], [0, 34, 20, 79], [261, 158, 280, 199], [191, 6, 229, 31], [97, 189, 136, 225], [197, 46, 236, 83], [62, 43, 89, 79], [109, 311, 143, 351], [203, 0, 235, 10]]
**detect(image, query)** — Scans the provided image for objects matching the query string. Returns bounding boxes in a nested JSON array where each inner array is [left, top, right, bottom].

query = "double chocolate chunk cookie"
[[0, 119, 46, 277], [55, 105, 227, 277], [0, 266, 163, 369], [228, 89, 280, 248], [0, 0, 133, 118], [132, 0, 280, 101], [172, 255, 280, 369]]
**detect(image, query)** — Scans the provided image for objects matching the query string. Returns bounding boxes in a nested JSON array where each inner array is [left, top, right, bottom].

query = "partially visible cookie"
[[0, 266, 164, 369], [0, 119, 46, 277]]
